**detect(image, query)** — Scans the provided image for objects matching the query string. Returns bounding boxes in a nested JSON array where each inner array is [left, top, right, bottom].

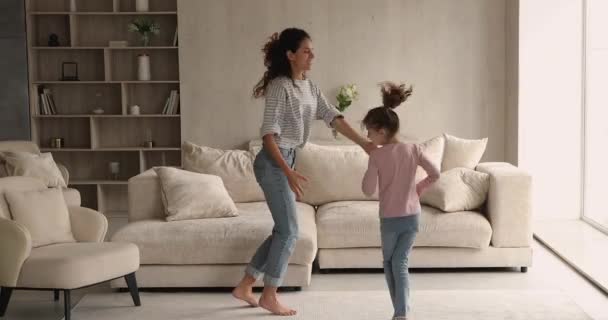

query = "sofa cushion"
[[17, 242, 139, 289], [421, 168, 490, 212], [295, 143, 376, 205], [6, 188, 76, 248], [0, 152, 66, 188], [316, 201, 492, 249], [155, 167, 238, 221], [182, 141, 264, 203], [111, 202, 317, 265], [0, 176, 46, 220], [415, 135, 445, 183], [441, 134, 488, 171]]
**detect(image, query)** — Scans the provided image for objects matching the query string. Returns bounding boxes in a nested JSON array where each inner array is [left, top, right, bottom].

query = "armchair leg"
[[64, 290, 71, 320], [54, 289, 60, 301], [125, 273, 141, 306], [0, 287, 13, 317]]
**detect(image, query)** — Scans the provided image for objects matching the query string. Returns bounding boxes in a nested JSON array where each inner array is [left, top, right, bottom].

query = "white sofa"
[[111, 141, 532, 288]]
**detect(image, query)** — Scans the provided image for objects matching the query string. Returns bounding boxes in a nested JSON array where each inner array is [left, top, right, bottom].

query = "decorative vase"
[[141, 33, 151, 46], [135, 0, 149, 12], [137, 54, 151, 81], [129, 105, 141, 115]]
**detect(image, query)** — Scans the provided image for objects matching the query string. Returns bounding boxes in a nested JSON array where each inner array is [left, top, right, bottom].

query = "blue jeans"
[[245, 146, 297, 287], [380, 214, 419, 318]]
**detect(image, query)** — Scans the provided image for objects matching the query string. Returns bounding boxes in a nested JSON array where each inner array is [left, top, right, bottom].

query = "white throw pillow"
[[415, 135, 445, 183], [441, 134, 488, 171], [182, 141, 264, 203], [1, 151, 66, 187], [295, 143, 375, 205], [5, 188, 76, 247], [154, 167, 238, 221], [420, 168, 489, 212]]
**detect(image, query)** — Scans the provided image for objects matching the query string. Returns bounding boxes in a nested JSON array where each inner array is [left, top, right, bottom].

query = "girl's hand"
[[286, 169, 309, 200]]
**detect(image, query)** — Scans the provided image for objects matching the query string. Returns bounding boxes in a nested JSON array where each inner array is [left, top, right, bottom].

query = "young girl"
[[362, 82, 440, 320], [232, 28, 374, 316]]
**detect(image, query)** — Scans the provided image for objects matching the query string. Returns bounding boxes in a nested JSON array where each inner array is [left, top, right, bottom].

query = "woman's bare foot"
[[232, 275, 258, 307], [259, 292, 296, 316]]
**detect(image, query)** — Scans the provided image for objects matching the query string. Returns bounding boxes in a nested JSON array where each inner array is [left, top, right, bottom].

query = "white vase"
[[69, 0, 77, 12], [135, 0, 149, 12], [137, 54, 151, 81]]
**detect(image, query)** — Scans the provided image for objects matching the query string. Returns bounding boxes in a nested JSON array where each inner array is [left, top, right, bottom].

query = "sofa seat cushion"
[[17, 242, 139, 289], [111, 202, 317, 265], [316, 201, 492, 249]]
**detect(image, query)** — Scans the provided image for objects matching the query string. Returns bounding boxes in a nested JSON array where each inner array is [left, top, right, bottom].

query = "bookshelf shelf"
[[27, 0, 181, 232], [32, 46, 178, 50], [34, 114, 181, 118], [29, 12, 177, 16], [33, 80, 180, 84]]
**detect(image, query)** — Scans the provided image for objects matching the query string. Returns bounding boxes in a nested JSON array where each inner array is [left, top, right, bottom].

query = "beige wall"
[[179, 0, 508, 161]]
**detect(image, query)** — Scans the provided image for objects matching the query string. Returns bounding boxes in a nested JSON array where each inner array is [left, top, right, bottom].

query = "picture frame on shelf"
[[60, 62, 79, 81]]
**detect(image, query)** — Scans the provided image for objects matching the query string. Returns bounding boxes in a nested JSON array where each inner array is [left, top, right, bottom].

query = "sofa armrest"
[[56, 163, 69, 185], [69, 207, 108, 242], [0, 219, 31, 287], [476, 162, 532, 247], [128, 169, 164, 222], [61, 187, 81, 207]]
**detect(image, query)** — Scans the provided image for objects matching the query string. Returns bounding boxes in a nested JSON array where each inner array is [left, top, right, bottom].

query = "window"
[[583, 0, 608, 233]]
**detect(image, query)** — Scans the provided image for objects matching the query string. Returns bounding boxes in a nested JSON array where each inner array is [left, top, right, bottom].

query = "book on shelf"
[[172, 27, 178, 46], [38, 87, 57, 115], [162, 90, 180, 115]]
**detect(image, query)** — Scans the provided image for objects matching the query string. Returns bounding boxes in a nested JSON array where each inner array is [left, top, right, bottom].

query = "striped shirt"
[[260, 76, 342, 148]]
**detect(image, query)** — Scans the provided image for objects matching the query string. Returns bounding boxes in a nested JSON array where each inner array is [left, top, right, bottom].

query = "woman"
[[232, 28, 374, 316]]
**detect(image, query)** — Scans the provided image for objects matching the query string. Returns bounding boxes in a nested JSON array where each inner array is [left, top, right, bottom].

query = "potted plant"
[[128, 17, 160, 46]]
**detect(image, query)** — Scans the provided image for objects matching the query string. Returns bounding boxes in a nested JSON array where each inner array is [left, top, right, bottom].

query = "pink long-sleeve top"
[[362, 142, 440, 218]]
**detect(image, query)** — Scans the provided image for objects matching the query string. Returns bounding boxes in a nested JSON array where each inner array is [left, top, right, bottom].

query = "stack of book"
[[162, 90, 179, 115], [39, 88, 57, 115]]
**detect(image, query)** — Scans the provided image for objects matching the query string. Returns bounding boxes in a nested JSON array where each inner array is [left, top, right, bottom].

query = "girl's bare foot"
[[259, 292, 297, 316], [232, 275, 258, 307]]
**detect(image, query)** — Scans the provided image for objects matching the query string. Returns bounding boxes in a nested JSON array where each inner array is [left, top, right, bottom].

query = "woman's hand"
[[285, 169, 309, 200], [332, 118, 377, 154], [362, 141, 377, 154]]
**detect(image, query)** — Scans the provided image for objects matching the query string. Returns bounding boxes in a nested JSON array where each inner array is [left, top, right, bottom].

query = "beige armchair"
[[0, 140, 80, 207], [0, 176, 141, 320]]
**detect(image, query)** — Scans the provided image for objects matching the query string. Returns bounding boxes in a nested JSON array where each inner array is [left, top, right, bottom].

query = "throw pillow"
[[1, 151, 67, 187], [420, 167, 490, 212], [182, 141, 264, 203], [295, 143, 374, 205], [154, 167, 238, 221], [415, 135, 445, 183], [441, 134, 488, 171], [5, 188, 76, 247]]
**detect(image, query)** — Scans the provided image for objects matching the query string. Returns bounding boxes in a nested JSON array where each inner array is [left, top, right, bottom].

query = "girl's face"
[[366, 127, 389, 145], [288, 38, 315, 72]]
